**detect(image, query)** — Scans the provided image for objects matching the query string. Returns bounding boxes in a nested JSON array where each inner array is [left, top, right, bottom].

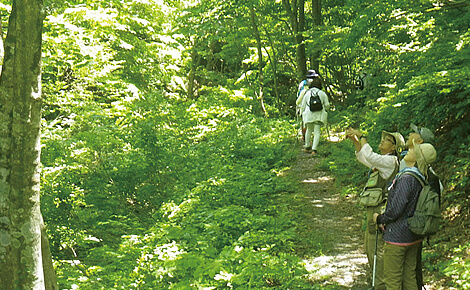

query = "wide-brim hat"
[[382, 131, 405, 153], [410, 123, 435, 144], [306, 69, 319, 78], [413, 139, 436, 176]]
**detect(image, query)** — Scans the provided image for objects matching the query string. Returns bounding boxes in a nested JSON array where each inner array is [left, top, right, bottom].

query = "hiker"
[[296, 69, 320, 101], [400, 123, 442, 289], [400, 123, 434, 170], [373, 141, 437, 290], [299, 71, 329, 155], [296, 70, 320, 141], [400, 123, 442, 191], [346, 128, 405, 290]]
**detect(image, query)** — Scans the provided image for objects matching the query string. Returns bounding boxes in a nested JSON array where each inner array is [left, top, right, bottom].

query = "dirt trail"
[[288, 148, 371, 289]]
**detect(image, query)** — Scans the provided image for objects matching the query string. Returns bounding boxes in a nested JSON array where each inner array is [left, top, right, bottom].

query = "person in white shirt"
[[296, 70, 320, 143], [299, 72, 330, 155], [346, 128, 405, 290]]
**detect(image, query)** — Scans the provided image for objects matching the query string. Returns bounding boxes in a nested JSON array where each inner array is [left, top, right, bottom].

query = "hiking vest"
[[359, 160, 399, 207]]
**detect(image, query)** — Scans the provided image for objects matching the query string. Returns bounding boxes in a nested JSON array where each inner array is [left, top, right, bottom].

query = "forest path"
[[286, 144, 371, 289]]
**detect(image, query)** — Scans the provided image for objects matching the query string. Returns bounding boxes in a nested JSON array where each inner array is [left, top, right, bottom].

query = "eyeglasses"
[[383, 137, 396, 145]]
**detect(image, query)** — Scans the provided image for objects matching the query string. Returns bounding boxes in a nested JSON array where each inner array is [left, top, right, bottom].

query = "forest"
[[0, 0, 469, 289]]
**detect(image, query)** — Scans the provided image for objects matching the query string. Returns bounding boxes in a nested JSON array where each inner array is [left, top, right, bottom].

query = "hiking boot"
[[302, 146, 312, 153], [311, 150, 318, 156]]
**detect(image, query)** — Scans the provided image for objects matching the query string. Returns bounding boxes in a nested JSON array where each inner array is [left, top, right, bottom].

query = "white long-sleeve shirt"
[[356, 143, 398, 180], [300, 88, 330, 126]]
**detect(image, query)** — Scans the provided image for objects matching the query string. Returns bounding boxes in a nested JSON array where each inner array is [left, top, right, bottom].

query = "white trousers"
[[304, 122, 321, 150]]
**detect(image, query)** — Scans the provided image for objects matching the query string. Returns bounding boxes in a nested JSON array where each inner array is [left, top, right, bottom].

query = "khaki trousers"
[[365, 205, 385, 290], [383, 242, 420, 290]]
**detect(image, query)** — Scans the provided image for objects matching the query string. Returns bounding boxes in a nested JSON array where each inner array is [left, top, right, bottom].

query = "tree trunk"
[[297, 0, 307, 78], [188, 41, 198, 100], [249, 5, 267, 116], [0, 0, 56, 289], [263, 28, 281, 111], [311, 0, 322, 72], [282, 0, 307, 81], [41, 217, 59, 290], [0, 15, 4, 63]]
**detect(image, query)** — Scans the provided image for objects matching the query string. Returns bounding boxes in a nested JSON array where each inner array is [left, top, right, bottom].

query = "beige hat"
[[413, 140, 437, 176], [382, 131, 405, 153]]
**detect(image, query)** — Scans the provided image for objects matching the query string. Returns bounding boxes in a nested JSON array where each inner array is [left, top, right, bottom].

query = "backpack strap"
[[402, 171, 427, 187], [402, 172, 427, 221], [307, 89, 321, 108], [307, 87, 317, 96], [309, 89, 321, 103]]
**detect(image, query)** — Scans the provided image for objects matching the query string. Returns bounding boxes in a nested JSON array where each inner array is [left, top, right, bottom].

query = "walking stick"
[[295, 109, 301, 145], [372, 229, 378, 289], [326, 122, 331, 141]]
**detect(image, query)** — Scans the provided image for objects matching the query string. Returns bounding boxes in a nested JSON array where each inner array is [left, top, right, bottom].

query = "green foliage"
[[317, 139, 367, 192], [43, 65, 311, 287], [38, 0, 470, 288], [443, 244, 470, 289]]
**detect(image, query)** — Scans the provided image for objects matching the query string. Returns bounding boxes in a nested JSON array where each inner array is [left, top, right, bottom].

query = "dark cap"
[[410, 123, 435, 144]]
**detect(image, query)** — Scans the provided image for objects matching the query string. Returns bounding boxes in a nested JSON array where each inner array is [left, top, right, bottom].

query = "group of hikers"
[[295, 70, 441, 289], [347, 126, 440, 290], [295, 69, 330, 155]]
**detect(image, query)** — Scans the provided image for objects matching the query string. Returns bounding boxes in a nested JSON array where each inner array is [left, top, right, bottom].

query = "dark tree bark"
[[282, 0, 307, 81], [311, 0, 322, 72]]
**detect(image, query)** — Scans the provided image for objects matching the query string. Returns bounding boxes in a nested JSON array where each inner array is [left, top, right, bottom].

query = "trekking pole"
[[295, 110, 301, 145], [294, 109, 302, 149], [326, 122, 331, 141], [372, 228, 378, 290]]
